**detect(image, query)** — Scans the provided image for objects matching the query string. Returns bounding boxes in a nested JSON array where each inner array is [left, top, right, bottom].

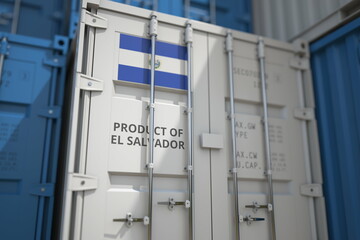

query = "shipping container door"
[[0, 34, 63, 239], [76, 8, 212, 240], [207, 35, 320, 239]]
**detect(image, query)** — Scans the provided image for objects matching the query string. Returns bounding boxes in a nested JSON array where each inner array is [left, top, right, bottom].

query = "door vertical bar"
[[185, 22, 194, 240], [11, 0, 21, 34], [210, 0, 216, 24], [226, 31, 241, 240], [185, 0, 190, 18], [35, 66, 59, 240], [257, 37, 277, 240], [147, 13, 158, 240], [73, 10, 97, 239], [296, 70, 318, 240], [0, 37, 7, 85]]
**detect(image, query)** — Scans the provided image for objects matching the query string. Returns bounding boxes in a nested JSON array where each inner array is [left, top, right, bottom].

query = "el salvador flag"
[[118, 33, 188, 90]]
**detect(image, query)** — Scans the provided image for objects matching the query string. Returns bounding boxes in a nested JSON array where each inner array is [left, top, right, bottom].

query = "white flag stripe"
[[118, 48, 187, 75]]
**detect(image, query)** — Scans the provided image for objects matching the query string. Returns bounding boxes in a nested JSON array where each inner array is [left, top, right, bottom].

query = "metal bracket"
[[229, 168, 237, 173], [68, 173, 98, 191], [300, 184, 323, 197], [29, 183, 55, 197], [78, 74, 103, 91], [226, 31, 233, 52], [146, 163, 154, 169], [148, 14, 158, 37], [294, 107, 315, 121], [184, 165, 193, 171], [38, 106, 61, 119], [0, 37, 9, 55], [113, 213, 149, 227], [184, 107, 192, 114], [290, 56, 309, 70], [43, 55, 66, 67], [158, 197, 191, 210], [82, 10, 108, 29], [200, 133, 224, 149], [184, 22, 193, 44]]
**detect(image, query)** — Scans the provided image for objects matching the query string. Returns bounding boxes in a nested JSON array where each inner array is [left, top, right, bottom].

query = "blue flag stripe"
[[118, 64, 188, 90], [119, 34, 187, 60]]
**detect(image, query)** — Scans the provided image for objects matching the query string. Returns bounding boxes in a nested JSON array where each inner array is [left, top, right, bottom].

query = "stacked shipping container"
[[311, 17, 360, 240], [0, 0, 69, 238]]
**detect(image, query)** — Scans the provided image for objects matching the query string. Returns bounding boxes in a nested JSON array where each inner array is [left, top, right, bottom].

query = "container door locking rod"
[[257, 37, 277, 240], [226, 31, 241, 240], [185, 22, 194, 240], [147, 13, 158, 240], [113, 16, 156, 233], [157, 23, 194, 239]]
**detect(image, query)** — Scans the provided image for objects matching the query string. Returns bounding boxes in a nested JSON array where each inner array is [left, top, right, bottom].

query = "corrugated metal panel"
[[310, 17, 360, 240], [0, 0, 68, 39], [0, 33, 68, 239], [252, 0, 356, 41], [117, 0, 252, 31], [68, 0, 252, 39]]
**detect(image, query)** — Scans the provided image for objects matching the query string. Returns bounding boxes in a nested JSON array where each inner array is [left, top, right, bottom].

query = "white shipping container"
[[59, 1, 328, 239]]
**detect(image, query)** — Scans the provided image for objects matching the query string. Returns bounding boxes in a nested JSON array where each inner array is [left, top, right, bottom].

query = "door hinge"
[[78, 74, 104, 91], [290, 56, 309, 70], [43, 55, 66, 67], [82, 10, 108, 29], [300, 184, 323, 197], [53, 35, 69, 54], [294, 107, 314, 121], [68, 173, 98, 191], [29, 183, 55, 197], [38, 106, 61, 119], [82, 0, 101, 9], [292, 39, 309, 57]]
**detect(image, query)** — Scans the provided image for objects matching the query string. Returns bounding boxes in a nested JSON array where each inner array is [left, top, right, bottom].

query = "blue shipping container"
[[311, 17, 360, 240], [0, 0, 68, 39], [0, 33, 68, 239], [68, 0, 252, 38]]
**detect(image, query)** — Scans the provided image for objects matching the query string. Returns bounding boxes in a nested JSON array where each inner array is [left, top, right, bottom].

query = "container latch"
[[158, 197, 191, 211], [240, 215, 266, 225], [245, 201, 273, 213], [113, 213, 149, 227]]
